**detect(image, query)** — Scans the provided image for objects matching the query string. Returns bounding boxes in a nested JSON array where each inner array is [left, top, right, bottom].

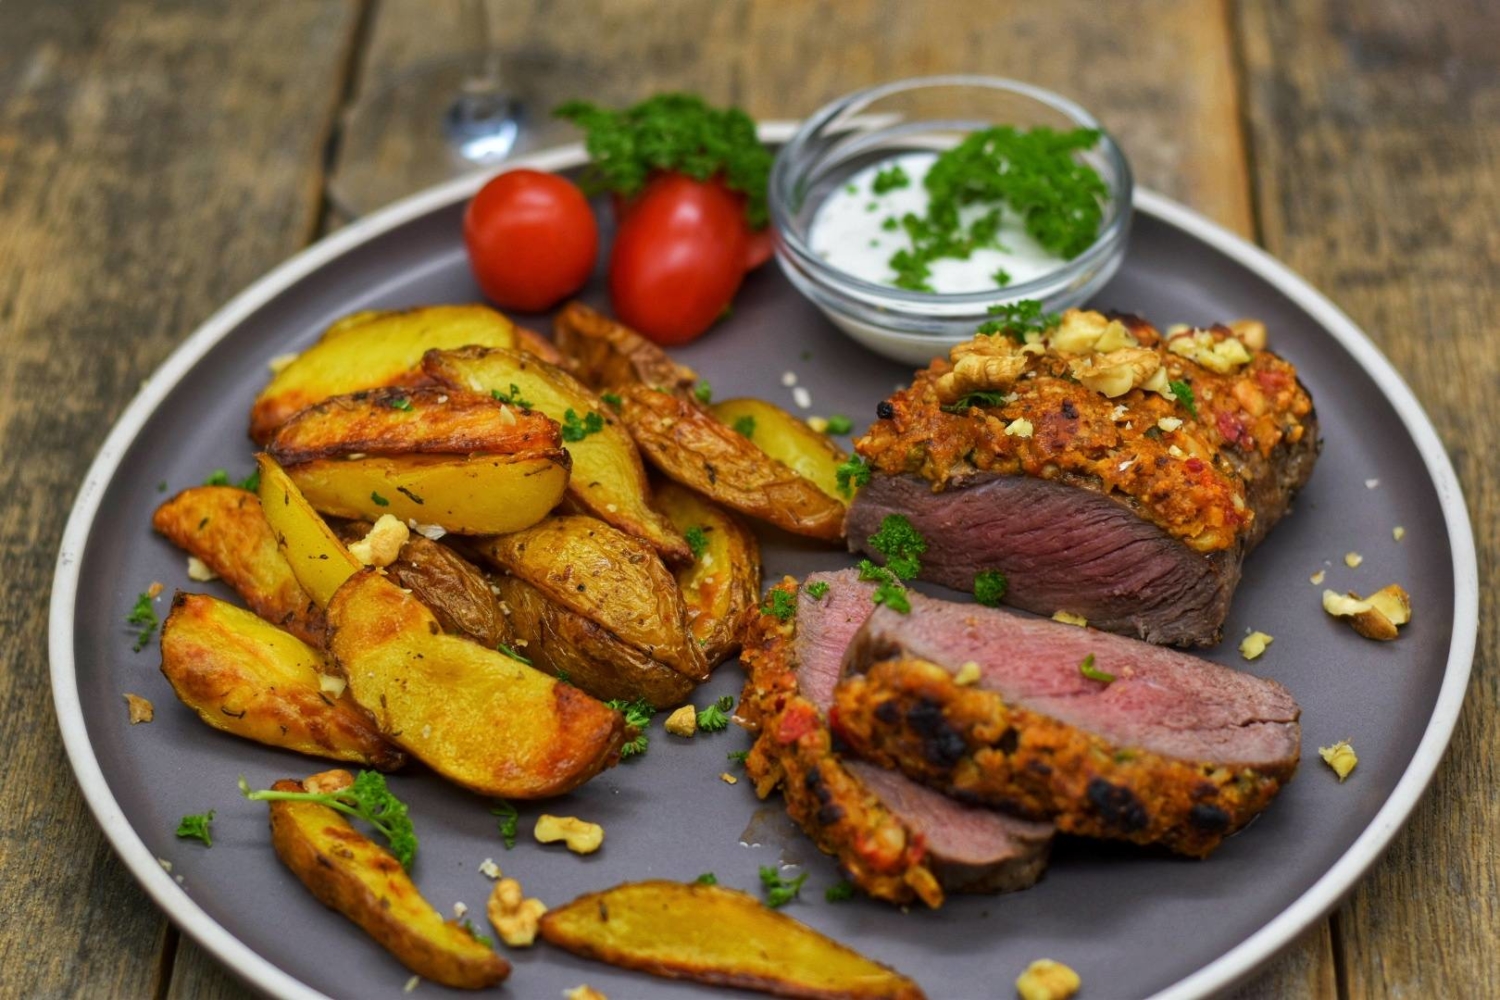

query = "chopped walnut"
[[1167, 328, 1252, 373], [1322, 584, 1411, 640], [1016, 958, 1081, 1000], [534, 814, 604, 854], [1239, 631, 1273, 660], [1393, 526, 1406, 542], [1003, 418, 1034, 438], [954, 661, 981, 686], [720, 771, 739, 785], [936, 337, 1029, 403], [565, 987, 608, 1000], [1068, 346, 1161, 398], [318, 672, 347, 699], [664, 705, 697, 737], [478, 858, 501, 880], [1310, 569, 1326, 585], [1319, 740, 1358, 781], [487, 877, 547, 948], [1228, 318, 1268, 351], [1344, 551, 1363, 568], [1048, 309, 1137, 355], [124, 693, 154, 724], [348, 514, 410, 567], [186, 556, 218, 582], [1051, 611, 1088, 628], [1156, 416, 1183, 432]]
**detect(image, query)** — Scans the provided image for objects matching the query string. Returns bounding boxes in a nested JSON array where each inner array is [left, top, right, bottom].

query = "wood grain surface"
[[1, 1, 1491, 997]]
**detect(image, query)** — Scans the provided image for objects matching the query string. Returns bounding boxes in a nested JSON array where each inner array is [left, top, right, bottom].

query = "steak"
[[831, 593, 1301, 857], [848, 309, 1319, 647], [738, 570, 1053, 907]]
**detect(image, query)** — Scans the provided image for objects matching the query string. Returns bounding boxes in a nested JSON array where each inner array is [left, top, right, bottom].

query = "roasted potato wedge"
[[655, 483, 760, 667], [160, 594, 405, 769], [152, 486, 325, 646], [256, 454, 362, 608], [710, 398, 848, 503], [492, 575, 697, 707], [616, 384, 847, 542], [552, 300, 697, 393], [267, 776, 509, 989], [249, 304, 518, 443], [539, 881, 925, 1000], [477, 515, 708, 684], [423, 346, 689, 562], [514, 324, 577, 371], [328, 569, 625, 798]]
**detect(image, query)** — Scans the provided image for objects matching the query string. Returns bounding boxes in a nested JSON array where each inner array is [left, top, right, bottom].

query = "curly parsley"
[[561, 408, 605, 442], [695, 872, 719, 885], [697, 695, 734, 732], [871, 163, 911, 194], [492, 384, 532, 409], [941, 390, 1011, 414], [683, 525, 710, 561], [240, 771, 418, 870], [176, 810, 214, 847], [858, 560, 911, 614], [973, 570, 1008, 607], [492, 800, 519, 849], [825, 880, 856, 902], [835, 455, 871, 498], [607, 697, 655, 758], [761, 587, 797, 621], [868, 514, 926, 580], [694, 381, 713, 404], [126, 591, 159, 652], [978, 299, 1060, 342], [825, 414, 853, 435], [805, 580, 830, 600], [726, 749, 750, 764], [601, 391, 623, 408], [732, 414, 756, 439], [759, 866, 808, 908]]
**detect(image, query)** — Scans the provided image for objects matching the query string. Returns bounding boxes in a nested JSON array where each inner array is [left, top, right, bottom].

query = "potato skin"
[[152, 486, 325, 646], [328, 569, 625, 799], [617, 384, 847, 542], [477, 515, 707, 684], [249, 304, 518, 443], [493, 575, 697, 708], [160, 593, 405, 769], [552, 300, 697, 393], [267, 779, 509, 989], [539, 880, 925, 999], [655, 483, 761, 667], [710, 398, 848, 503], [268, 386, 559, 466]]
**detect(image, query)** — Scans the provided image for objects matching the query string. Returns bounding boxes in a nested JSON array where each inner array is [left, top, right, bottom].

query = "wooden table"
[[2, 2, 1494, 996]]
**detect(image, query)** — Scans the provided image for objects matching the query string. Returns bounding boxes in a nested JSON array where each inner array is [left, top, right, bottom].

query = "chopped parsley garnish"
[[684, 525, 710, 561], [727, 749, 750, 764], [497, 643, 532, 666], [881, 216, 900, 232], [370, 491, 390, 507], [492, 800, 519, 849], [978, 299, 1060, 342], [389, 396, 414, 412], [126, 591, 159, 652], [492, 383, 532, 409], [459, 918, 494, 947], [240, 771, 418, 869], [175, 810, 214, 847], [868, 514, 926, 580], [239, 468, 260, 493], [697, 695, 734, 732], [206, 467, 260, 491], [694, 381, 713, 404], [607, 697, 655, 758], [941, 389, 1010, 414], [732, 414, 756, 439], [993, 268, 1012, 287], [157, 480, 168, 493], [555, 670, 572, 686], [761, 587, 797, 621], [601, 391, 623, 407], [858, 560, 911, 614], [695, 872, 718, 885], [555, 93, 773, 227], [1079, 653, 1116, 684], [871, 164, 910, 194], [825, 414, 853, 435], [561, 408, 605, 442], [825, 880, 856, 902], [203, 469, 230, 486], [759, 866, 808, 908], [805, 581, 830, 600], [835, 455, 871, 498], [973, 570, 1008, 607], [1169, 379, 1198, 417]]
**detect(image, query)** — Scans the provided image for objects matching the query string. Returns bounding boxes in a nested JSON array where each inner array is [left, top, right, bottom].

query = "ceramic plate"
[[51, 124, 1477, 1000]]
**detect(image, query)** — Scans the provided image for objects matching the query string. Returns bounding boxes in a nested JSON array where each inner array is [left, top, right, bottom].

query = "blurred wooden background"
[[1, 1, 1495, 996]]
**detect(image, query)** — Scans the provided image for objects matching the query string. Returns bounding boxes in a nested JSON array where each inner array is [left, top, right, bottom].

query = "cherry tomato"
[[614, 179, 772, 272], [608, 174, 748, 345], [464, 169, 598, 312]]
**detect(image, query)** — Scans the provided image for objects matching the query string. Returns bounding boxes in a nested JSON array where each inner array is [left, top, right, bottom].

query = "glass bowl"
[[770, 76, 1133, 366]]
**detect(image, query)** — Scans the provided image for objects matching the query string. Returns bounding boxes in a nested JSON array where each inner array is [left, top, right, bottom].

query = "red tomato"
[[608, 174, 749, 345], [614, 179, 772, 272], [464, 169, 598, 312]]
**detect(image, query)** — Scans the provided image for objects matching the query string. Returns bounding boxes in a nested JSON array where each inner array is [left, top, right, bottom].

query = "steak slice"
[[831, 594, 1301, 857], [738, 570, 1053, 907]]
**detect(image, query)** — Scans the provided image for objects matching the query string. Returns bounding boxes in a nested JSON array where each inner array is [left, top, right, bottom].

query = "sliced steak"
[[832, 593, 1301, 857], [738, 570, 1053, 906]]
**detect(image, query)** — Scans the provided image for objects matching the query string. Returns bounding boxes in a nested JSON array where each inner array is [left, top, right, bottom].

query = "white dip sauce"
[[808, 151, 1066, 293]]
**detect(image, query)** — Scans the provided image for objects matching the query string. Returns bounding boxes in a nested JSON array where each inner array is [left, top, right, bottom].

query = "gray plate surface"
[[51, 134, 1476, 1000]]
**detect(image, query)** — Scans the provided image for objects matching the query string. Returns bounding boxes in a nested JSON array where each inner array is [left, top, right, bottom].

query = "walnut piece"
[[1068, 346, 1162, 398], [487, 877, 547, 948], [1051, 611, 1088, 628], [1167, 328, 1252, 373], [348, 514, 410, 567], [534, 814, 604, 854], [1048, 309, 1137, 355], [937, 337, 1029, 403], [1239, 631, 1273, 660], [1228, 318, 1268, 350], [664, 705, 697, 737], [124, 693, 154, 724], [1322, 584, 1411, 640], [1319, 740, 1358, 782], [565, 987, 608, 1000], [1016, 958, 1081, 1000]]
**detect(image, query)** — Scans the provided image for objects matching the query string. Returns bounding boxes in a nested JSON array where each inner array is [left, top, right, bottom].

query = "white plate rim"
[[47, 121, 1478, 1000]]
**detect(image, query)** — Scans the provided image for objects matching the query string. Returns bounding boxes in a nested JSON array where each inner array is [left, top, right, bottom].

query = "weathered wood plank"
[[1236, 1, 1500, 998], [0, 1, 359, 997]]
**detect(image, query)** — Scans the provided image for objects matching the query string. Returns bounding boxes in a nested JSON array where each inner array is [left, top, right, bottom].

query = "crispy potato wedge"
[[539, 881, 925, 1000], [492, 576, 696, 707], [710, 398, 848, 503], [552, 301, 697, 393], [423, 346, 689, 562], [616, 384, 847, 542], [160, 594, 405, 769], [477, 515, 708, 684], [249, 304, 518, 443], [267, 777, 508, 988], [328, 569, 625, 798], [268, 386, 558, 466], [514, 324, 577, 371], [256, 454, 362, 608], [655, 483, 760, 667], [152, 486, 325, 646]]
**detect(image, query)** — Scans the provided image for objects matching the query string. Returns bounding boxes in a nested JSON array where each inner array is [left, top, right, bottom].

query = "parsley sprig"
[[176, 810, 214, 847], [973, 570, 1008, 607], [761, 587, 797, 621], [835, 455, 871, 498], [858, 560, 911, 614], [697, 695, 734, 732], [684, 525, 710, 561], [240, 771, 418, 870], [555, 93, 773, 227], [978, 299, 1060, 342], [868, 514, 926, 580], [126, 591, 159, 652], [561, 408, 605, 442], [608, 698, 655, 758], [759, 866, 808, 908]]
